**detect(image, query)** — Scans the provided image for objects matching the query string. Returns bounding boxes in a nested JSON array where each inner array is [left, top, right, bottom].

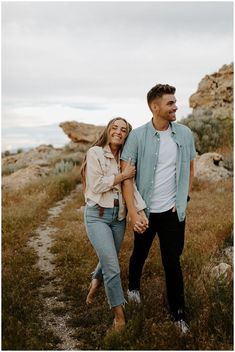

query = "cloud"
[[2, 1, 233, 150], [3, 2, 233, 99], [2, 124, 69, 151]]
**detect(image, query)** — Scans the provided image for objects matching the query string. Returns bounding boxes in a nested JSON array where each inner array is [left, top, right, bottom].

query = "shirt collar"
[[103, 144, 114, 158], [148, 119, 176, 136], [170, 122, 176, 134]]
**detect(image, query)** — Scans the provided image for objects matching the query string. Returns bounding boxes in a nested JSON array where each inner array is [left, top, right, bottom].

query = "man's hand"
[[130, 210, 149, 234]]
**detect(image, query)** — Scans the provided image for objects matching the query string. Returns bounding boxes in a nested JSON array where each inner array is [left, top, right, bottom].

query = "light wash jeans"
[[84, 203, 126, 308]]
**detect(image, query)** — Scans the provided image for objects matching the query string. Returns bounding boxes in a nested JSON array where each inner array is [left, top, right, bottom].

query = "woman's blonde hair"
[[80, 117, 132, 188]]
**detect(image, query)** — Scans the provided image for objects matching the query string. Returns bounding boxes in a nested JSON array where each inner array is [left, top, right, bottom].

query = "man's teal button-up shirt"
[[121, 120, 196, 222]]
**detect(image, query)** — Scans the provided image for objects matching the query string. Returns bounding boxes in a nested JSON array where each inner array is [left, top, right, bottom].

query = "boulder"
[[2, 164, 50, 191], [195, 152, 232, 181], [222, 246, 233, 265], [59, 121, 104, 145], [211, 262, 232, 281]]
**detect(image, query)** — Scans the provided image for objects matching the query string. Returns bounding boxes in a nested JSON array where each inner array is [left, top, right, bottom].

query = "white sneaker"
[[127, 289, 141, 304], [175, 319, 190, 334]]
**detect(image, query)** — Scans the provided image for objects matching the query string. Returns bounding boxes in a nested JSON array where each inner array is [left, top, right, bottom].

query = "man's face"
[[151, 94, 178, 121]]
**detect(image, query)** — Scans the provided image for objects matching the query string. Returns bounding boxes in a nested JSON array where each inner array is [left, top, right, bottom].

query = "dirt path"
[[28, 184, 83, 350]]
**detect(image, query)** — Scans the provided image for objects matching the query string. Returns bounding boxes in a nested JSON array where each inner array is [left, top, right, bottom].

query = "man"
[[121, 84, 196, 333]]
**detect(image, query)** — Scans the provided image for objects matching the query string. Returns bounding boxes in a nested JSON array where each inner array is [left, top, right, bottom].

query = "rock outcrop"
[[211, 262, 232, 282], [2, 164, 50, 191], [195, 152, 232, 181], [2, 145, 62, 172], [59, 121, 104, 145], [3, 83, 233, 191], [182, 63, 233, 154], [189, 63, 233, 120], [2, 123, 106, 191], [222, 246, 233, 266]]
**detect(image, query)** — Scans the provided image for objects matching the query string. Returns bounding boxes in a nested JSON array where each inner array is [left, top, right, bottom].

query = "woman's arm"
[[86, 149, 115, 193], [86, 149, 135, 194]]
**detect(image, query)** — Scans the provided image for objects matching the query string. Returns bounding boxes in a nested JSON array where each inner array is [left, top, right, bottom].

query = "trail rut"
[[28, 184, 83, 350]]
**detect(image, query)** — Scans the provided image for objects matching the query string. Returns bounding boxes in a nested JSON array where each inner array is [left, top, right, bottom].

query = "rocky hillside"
[[2, 122, 105, 191], [2, 63, 234, 191], [182, 63, 233, 154], [189, 63, 233, 120], [59, 121, 104, 146], [2, 123, 232, 191]]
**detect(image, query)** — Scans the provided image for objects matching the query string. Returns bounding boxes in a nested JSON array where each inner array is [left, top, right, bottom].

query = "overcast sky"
[[2, 1, 233, 151]]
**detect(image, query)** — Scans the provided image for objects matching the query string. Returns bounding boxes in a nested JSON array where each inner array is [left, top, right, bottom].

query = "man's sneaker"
[[127, 289, 141, 304], [175, 319, 190, 334]]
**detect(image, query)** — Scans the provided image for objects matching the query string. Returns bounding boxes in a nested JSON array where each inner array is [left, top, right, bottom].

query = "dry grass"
[[2, 173, 233, 350], [2, 167, 81, 350], [49, 178, 233, 350]]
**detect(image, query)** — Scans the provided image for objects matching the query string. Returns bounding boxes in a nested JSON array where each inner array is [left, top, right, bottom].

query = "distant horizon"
[[2, 112, 192, 153]]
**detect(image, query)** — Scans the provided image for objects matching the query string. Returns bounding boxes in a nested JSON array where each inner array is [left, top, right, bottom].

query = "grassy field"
[[2, 167, 81, 350], [50, 177, 233, 350], [2, 173, 233, 350]]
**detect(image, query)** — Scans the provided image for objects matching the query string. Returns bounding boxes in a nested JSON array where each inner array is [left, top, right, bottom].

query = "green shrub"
[[2, 163, 18, 176], [2, 150, 11, 157], [181, 111, 233, 154], [52, 160, 75, 174]]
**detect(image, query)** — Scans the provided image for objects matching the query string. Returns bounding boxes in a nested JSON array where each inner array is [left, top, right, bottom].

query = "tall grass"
[[2, 167, 81, 350], [2, 173, 233, 350], [49, 178, 233, 350]]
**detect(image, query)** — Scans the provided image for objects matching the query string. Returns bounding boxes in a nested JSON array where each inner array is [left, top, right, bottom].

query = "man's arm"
[[189, 159, 194, 194], [121, 160, 148, 233]]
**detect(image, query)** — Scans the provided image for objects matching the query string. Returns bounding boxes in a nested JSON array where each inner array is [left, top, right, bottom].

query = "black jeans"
[[128, 208, 185, 319]]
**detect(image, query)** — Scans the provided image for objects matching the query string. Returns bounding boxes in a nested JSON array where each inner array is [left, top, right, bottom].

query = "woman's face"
[[108, 119, 128, 147]]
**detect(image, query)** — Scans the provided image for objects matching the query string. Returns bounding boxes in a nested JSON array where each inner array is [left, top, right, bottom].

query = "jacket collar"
[[103, 144, 121, 159]]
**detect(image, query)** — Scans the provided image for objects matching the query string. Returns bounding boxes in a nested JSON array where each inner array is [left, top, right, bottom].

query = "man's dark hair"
[[147, 84, 176, 108]]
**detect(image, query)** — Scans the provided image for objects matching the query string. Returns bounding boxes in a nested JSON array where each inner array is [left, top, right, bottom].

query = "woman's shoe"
[[86, 278, 101, 305]]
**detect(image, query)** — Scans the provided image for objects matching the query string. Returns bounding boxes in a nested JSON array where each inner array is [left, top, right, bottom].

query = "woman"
[[81, 117, 146, 331]]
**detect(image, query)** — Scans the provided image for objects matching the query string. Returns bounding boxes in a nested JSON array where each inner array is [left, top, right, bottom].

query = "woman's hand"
[[121, 158, 136, 180], [133, 210, 149, 234]]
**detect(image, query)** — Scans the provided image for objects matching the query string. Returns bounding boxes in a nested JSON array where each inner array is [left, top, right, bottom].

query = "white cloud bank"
[[2, 1, 233, 151]]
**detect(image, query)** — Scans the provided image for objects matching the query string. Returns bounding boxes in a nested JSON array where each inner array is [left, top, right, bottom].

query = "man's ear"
[[151, 100, 160, 114]]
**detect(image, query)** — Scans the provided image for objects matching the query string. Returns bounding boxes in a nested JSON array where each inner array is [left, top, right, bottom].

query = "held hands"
[[131, 210, 149, 234], [122, 158, 136, 180]]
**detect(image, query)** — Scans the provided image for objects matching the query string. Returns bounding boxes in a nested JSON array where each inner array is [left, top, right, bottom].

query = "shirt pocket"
[[104, 158, 113, 175], [98, 155, 110, 175]]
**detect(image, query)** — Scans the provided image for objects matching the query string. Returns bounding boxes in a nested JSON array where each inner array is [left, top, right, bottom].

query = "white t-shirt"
[[150, 126, 177, 213]]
